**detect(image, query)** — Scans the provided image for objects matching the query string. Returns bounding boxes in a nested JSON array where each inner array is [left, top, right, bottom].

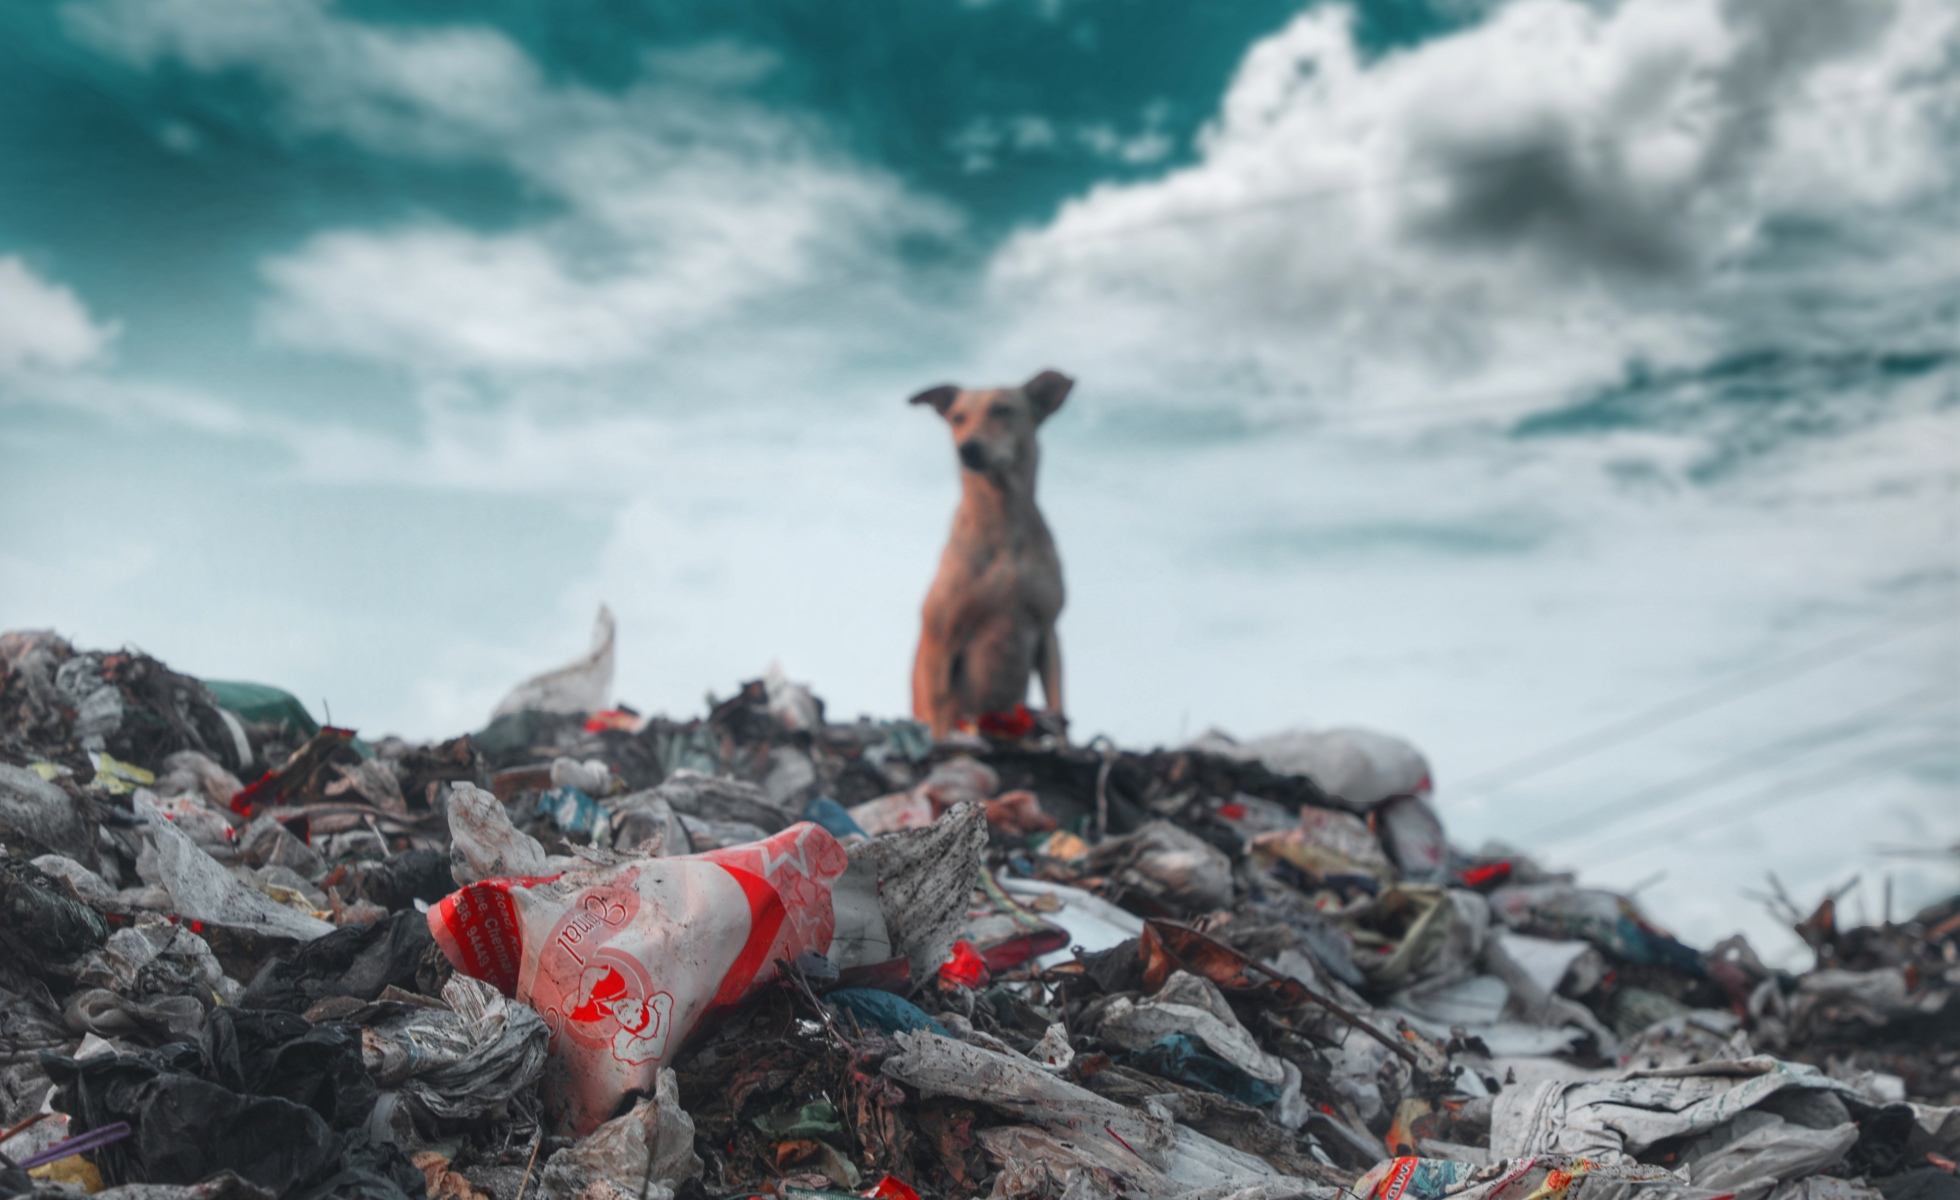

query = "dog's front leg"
[[1037, 626, 1065, 730], [912, 634, 959, 738]]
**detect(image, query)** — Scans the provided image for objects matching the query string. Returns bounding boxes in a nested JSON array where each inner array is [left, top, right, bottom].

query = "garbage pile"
[[1, 622, 1955, 1200]]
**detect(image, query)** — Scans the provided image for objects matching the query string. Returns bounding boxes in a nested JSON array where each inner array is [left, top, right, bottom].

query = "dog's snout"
[[958, 441, 987, 471]]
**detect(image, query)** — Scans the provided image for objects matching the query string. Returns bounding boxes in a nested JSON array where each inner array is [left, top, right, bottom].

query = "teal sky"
[[3, 0, 1957, 956]]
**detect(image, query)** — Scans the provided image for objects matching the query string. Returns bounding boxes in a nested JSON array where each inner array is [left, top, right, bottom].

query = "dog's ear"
[[1023, 369, 1073, 420], [908, 384, 959, 417]]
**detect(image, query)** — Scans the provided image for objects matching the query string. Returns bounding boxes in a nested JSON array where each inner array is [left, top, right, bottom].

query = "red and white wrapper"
[[428, 821, 848, 1133]]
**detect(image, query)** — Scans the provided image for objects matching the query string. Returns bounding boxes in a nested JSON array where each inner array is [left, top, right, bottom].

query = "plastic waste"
[[144, 788, 237, 850], [1489, 882, 1702, 971], [849, 756, 1035, 836], [131, 792, 333, 942], [429, 820, 849, 1133], [49, 648, 255, 773], [90, 751, 156, 796], [762, 662, 823, 732], [240, 908, 440, 1014], [359, 974, 548, 1125], [1081, 820, 1234, 911], [984, 789, 1056, 835], [0, 856, 109, 967], [0, 761, 96, 863], [645, 770, 794, 833], [236, 814, 326, 878], [845, 801, 987, 983], [66, 918, 239, 1042], [1377, 794, 1449, 882], [1125, 1033, 1283, 1106], [802, 795, 868, 841], [847, 789, 935, 834], [43, 1011, 421, 1198], [1191, 725, 1431, 809], [549, 756, 614, 795], [537, 1068, 700, 1200], [203, 679, 321, 741], [937, 939, 989, 988], [606, 792, 691, 856], [1096, 970, 1287, 1092], [1491, 1056, 1898, 1192], [490, 604, 616, 721], [7, 622, 1958, 1200], [30, 852, 116, 901], [155, 750, 246, 810], [444, 782, 550, 885], [825, 987, 950, 1037], [1254, 804, 1394, 881], [885, 1030, 1312, 1198], [997, 875, 1144, 962], [536, 786, 609, 843]]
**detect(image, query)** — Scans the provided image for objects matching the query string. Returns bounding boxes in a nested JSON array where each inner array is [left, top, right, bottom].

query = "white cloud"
[[950, 110, 1178, 173], [66, 0, 961, 376], [0, 257, 117, 374], [986, 0, 1960, 418]]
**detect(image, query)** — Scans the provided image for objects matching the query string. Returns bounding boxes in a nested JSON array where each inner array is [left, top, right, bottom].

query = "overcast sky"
[[2, 0, 1956, 958]]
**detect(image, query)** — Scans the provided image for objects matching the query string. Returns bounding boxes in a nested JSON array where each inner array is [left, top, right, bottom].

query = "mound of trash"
[[0, 621, 1954, 1200]]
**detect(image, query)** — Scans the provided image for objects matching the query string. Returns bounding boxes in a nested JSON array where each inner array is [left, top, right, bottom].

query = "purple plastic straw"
[[17, 1121, 132, 1171]]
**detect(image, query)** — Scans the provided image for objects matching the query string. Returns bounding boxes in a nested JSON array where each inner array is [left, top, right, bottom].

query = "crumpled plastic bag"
[[606, 793, 691, 856], [445, 782, 550, 885], [0, 761, 96, 863], [1081, 820, 1234, 912], [550, 757, 614, 796], [1253, 805, 1393, 881], [1488, 882, 1701, 972], [155, 750, 246, 811], [143, 787, 237, 850], [30, 852, 117, 900], [1491, 1056, 1886, 1195], [43, 1009, 418, 1199], [537, 1068, 700, 1200], [132, 792, 333, 942], [240, 908, 440, 1014], [1, 856, 109, 968], [885, 1030, 1310, 1199], [429, 821, 848, 1133], [66, 918, 241, 1042], [638, 770, 794, 834], [236, 815, 326, 879], [360, 974, 548, 1125], [1096, 970, 1286, 1090]]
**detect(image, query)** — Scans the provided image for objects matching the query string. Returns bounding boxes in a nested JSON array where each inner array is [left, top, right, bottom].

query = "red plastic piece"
[[229, 769, 276, 816], [976, 704, 1036, 739], [863, 1175, 921, 1200], [1459, 861, 1512, 889], [937, 939, 990, 989]]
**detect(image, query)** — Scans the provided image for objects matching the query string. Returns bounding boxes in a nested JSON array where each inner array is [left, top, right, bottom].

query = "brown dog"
[[909, 369, 1072, 738]]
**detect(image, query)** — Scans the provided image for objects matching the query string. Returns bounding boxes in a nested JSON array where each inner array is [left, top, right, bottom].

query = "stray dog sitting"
[[909, 369, 1072, 739]]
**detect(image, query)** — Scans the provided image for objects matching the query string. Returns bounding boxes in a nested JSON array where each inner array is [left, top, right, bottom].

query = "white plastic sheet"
[[490, 604, 616, 720]]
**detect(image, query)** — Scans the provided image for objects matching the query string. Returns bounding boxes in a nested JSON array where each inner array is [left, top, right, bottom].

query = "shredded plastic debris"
[[0, 624, 1953, 1200]]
